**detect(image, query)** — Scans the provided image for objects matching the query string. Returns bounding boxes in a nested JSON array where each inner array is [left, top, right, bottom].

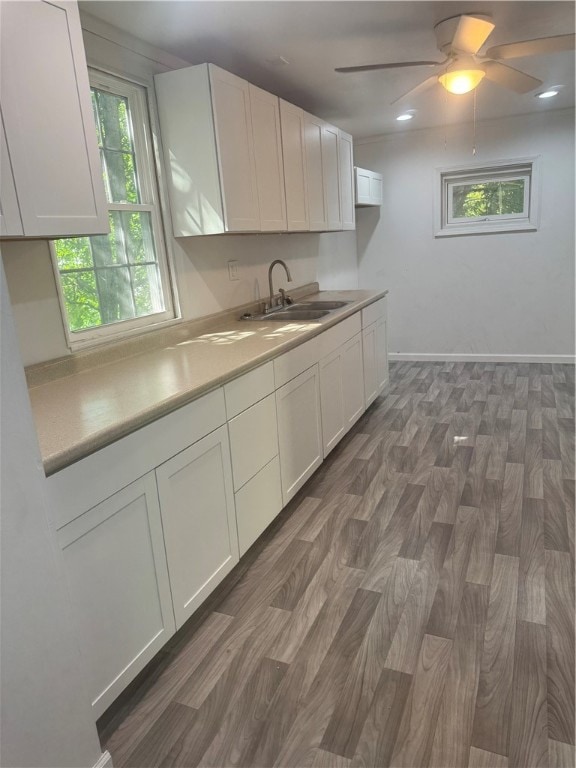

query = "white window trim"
[[51, 69, 179, 351], [435, 157, 540, 238]]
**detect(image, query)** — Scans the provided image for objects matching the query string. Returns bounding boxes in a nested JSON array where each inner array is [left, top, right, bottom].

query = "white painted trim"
[[389, 353, 576, 364], [93, 750, 113, 768], [80, 12, 190, 71]]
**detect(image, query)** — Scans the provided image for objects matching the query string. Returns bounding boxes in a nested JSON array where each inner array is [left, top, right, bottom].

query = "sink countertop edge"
[[31, 288, 388, 476]]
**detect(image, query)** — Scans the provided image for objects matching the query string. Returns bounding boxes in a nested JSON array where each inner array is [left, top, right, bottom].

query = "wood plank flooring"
[[99, 361, 575, 768]]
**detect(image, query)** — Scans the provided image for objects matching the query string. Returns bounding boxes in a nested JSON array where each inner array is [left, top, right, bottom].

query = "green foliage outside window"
[[54, 83, 164, 334], [452, 179, 525, 219]]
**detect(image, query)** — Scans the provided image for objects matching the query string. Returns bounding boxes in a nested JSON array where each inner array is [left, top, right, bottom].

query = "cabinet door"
[[0, 0, 107, 237], [363, 321, 378, 408], [249, 84, 287, 232], [156, 425, 239, 629], [210, 65, 260, 232], [279, 100, 309, 231], [319, 347, 345, 457], [57, 473, 175, 718], [321, 123, 342, 230], [276, 365, 323, 503], [338, 130, 355, 230], [342, 332, 365, 429], [0, 111, 22, 236], [376, 317, 390, 394], [304, 113, 327, 231]]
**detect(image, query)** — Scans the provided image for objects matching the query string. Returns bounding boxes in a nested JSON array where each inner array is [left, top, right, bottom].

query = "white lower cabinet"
[[49, 301, 388, 720], [57, 473, 175, 718], [363, 318, 389, 407], [276, 364, 323, 504], [319, 347, 346, 456], [342, 332, 366, 429], [319, 331, 365, 457], [235, 456, 283, 555], [156, 425, 239, 630]]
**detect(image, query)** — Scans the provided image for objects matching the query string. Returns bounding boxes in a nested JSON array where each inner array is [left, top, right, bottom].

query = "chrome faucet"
[[267, 259, 292, 311]]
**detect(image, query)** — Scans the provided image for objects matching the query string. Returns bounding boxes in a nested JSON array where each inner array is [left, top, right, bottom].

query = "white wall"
[[0, 260, 106, 768], [1, 15, 357, 367], [355, 109, 575, 362]]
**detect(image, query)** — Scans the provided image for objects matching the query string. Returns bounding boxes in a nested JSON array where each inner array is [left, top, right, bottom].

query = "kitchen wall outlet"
[[228, 260, 240, 281]]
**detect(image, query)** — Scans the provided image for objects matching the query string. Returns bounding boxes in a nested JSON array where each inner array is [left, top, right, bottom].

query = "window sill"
[[435, 221, 538, 238]]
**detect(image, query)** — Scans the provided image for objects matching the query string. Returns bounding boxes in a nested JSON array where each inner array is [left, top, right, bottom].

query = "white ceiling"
[[80, 1, 575, 138]]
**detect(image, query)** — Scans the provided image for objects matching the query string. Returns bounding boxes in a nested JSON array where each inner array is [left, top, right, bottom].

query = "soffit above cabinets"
[[80, 1, 575, 138]]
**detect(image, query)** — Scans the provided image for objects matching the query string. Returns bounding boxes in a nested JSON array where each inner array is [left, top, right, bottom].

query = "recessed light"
[[536, 86, 561, 99], [396, 113, 414, 121]]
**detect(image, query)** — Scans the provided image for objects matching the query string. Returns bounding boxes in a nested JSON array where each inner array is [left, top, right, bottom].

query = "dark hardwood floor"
[[99, 361, 575, 768]]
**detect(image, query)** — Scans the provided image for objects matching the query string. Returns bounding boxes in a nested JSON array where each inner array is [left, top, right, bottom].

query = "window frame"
[[51, 68, 178, 349], [435, 157, 540, 237]]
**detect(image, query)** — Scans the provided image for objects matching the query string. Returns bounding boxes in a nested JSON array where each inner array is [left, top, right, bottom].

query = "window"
[[436, 159, 539, 237], [52, 70, 176, 346]]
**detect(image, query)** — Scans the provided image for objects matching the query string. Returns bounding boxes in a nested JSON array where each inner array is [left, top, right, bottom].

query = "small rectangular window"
[[437, 160, 539, 237], [52, 70, 176, 346]]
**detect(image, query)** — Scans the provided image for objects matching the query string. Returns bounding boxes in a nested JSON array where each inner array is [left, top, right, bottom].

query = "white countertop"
[[27, 287, 387, 475]]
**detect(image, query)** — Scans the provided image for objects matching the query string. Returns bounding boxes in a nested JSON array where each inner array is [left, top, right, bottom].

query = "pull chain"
[[472, 88, 477, 156], [444, 76, 448, 151]]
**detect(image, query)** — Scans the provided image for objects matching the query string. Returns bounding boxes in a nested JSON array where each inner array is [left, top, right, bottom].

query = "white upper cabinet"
[[279, 100, 309, 231], [321, 122, 342, 230], [210, 66, 260, 232], [249, 84, 287, 231], [0, 0, 108, 238], [303, 112, 327, 231], [355, 167, 383, 206], [338, 130, 355, 230], [155, 64, 290, 236], [0, 112, 22, 236]]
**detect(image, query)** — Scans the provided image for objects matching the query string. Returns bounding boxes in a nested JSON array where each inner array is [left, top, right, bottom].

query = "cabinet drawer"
[[274, 335, 320, 388], [46, 388, 226, 530], [235, 456, 282, 556], [318, 313, 361, 359], [228, 394, 278, 491], [224, 361, 275, 419], [362, 296, 387, 328]]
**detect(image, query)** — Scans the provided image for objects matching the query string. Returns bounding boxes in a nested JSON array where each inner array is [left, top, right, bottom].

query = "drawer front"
[[47, 388, 226, 531], [235, 456, 282, 555], [228, 393, 279, 491], [224, 361, 275, 419], [274, 335, 320, 388], [318, 313, 361, 359], [362, 296, 387, 328]]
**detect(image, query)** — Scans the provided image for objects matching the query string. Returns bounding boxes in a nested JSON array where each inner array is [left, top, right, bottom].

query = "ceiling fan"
[[335, 14, 575, 102]]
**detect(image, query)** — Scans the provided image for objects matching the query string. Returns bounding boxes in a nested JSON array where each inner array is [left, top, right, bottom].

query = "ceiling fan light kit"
[[334, 13, 574, 107], [438, 68, 486, 95]]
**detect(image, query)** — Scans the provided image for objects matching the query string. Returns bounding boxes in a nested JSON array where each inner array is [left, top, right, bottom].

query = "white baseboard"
[[388, 353, 576, 364], [93, 751, 113, 768]]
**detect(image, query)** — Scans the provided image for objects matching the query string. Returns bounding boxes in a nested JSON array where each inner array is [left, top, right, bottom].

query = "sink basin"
[[295, 300, 349, 310], [241, 309, 329, 322]]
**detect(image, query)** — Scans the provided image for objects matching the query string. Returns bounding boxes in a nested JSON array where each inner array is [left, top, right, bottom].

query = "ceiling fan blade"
[[486, 33, 575, 61], [451, 15, 495, 54], [482, 60, 543, 93], [391, 75, 438, 104], [335, 60, 442, 73]]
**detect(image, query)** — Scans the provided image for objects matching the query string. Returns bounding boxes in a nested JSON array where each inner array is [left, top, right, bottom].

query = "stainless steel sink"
[[242, 308, 329, 322], [293, 300, 349, 310]]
